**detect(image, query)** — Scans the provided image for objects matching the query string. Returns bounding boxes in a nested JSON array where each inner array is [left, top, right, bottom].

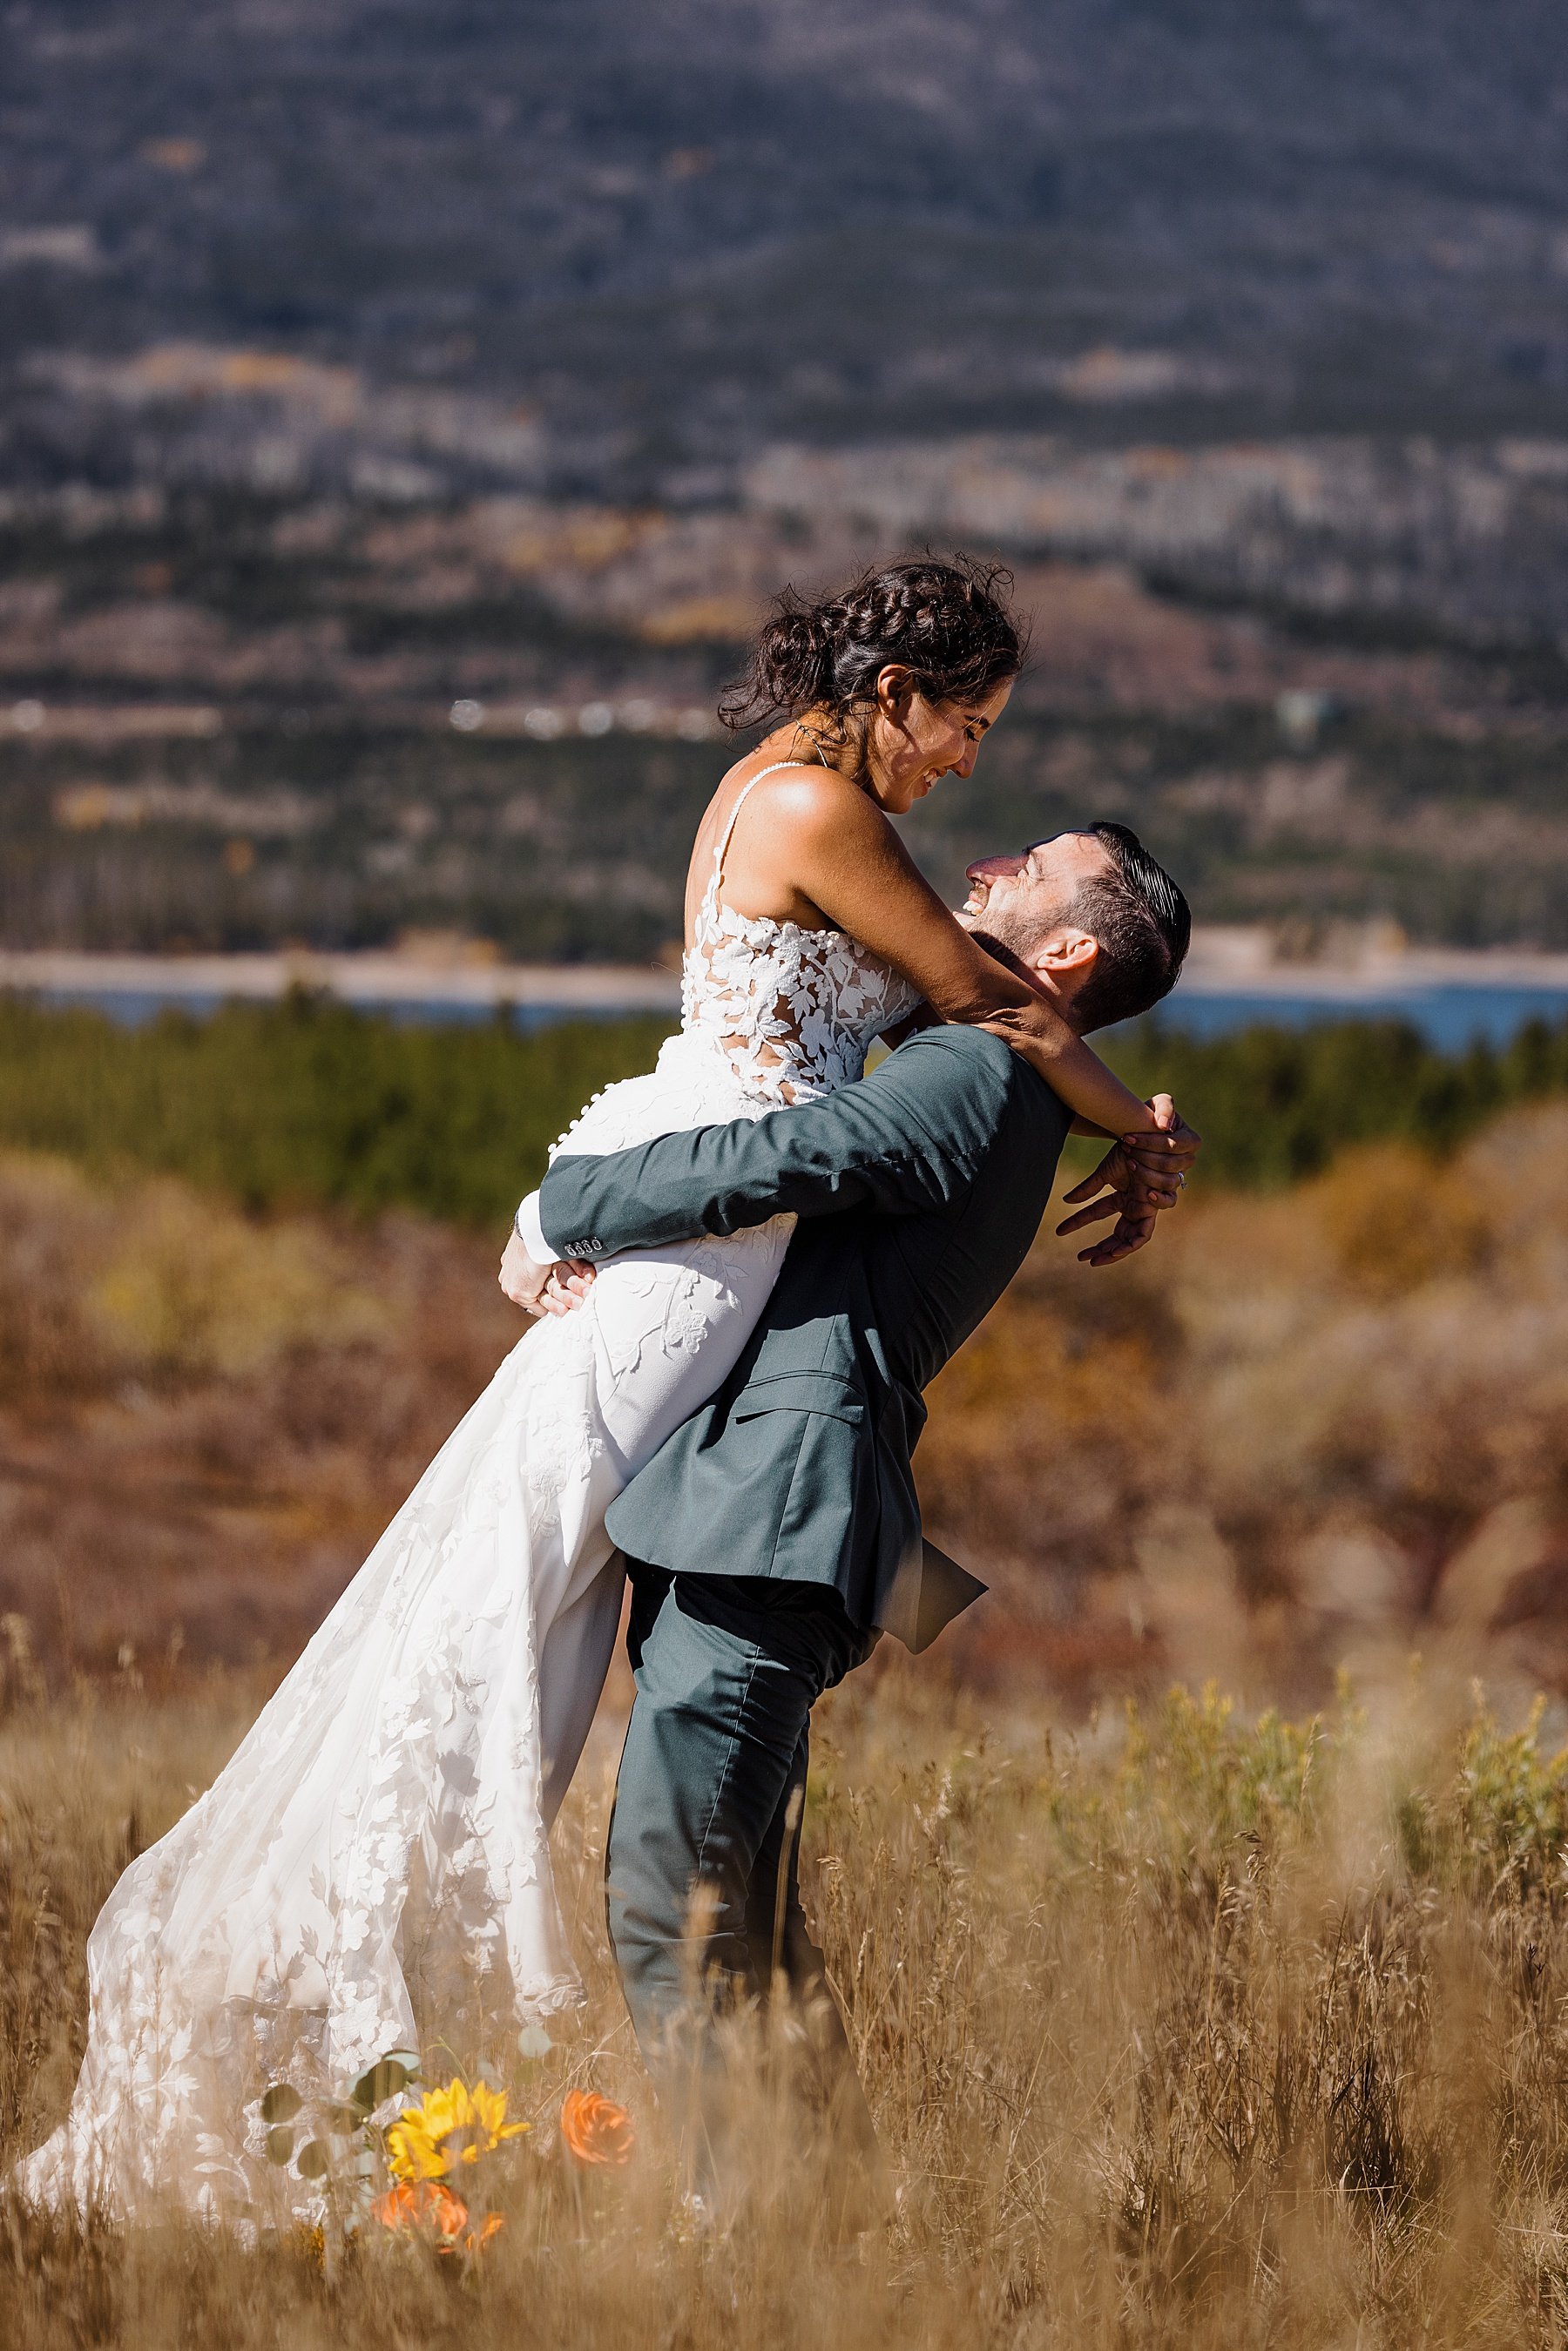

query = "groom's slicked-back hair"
[[1066, 823, 1191, 1032]]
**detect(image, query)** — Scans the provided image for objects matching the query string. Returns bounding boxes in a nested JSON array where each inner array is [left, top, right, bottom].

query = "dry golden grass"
[[3, 1662, 1568, 2348], [4, 1098, 1568, 2337]]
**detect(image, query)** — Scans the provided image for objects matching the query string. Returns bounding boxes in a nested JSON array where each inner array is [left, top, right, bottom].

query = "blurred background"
[[3, 0, 1568, 1713]]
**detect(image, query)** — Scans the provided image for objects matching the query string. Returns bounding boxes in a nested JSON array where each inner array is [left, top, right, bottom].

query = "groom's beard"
[[964, 904, 1064, 990]]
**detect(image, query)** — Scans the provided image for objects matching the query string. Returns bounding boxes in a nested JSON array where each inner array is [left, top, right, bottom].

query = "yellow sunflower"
[[386, 2077, 529, 2184]]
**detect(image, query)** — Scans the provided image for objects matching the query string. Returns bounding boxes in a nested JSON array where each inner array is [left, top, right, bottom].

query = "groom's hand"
[[498, 1228, 597, 1316], [1056, 1097, 1200, 1266]]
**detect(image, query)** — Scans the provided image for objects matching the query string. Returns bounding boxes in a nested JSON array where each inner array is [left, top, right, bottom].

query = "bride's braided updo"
[[720, 554, 1024, 738]]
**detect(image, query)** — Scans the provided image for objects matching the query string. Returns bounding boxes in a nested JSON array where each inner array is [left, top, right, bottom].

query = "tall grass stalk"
[[4, 1668, 1567, 2348]]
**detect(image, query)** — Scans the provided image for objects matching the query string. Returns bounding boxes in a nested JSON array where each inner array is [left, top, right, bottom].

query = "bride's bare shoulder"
[[734, 760, 883, 841], [686, 757, 894, 929], [693, 757, 877, 865]]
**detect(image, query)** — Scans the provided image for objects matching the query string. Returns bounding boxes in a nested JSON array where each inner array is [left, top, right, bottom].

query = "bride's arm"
[[764, 777, 1162, 1139]]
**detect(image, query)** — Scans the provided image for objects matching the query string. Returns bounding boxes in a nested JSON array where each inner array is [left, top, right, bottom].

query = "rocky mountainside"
[[4, 1, 1568, 960], [4, 0, 1568, 494]]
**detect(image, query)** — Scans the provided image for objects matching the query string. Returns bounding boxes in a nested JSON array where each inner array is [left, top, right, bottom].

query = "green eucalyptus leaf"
[[260, 2084, 302, 2125], [517, 2023, 553, 2060], [320, 2102, 362, 2137], [295, 2139, 331, 2181], [350, 2057, 411, 2111], [265, 2126, 294, 2166]]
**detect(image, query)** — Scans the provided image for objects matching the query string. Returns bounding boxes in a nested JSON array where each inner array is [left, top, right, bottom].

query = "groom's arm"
[[524, 1027, 1031, 1263]]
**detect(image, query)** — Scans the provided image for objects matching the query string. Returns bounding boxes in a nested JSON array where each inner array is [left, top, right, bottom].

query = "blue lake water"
[[19, 979, 1568, 1052], [1154, 984, 1568, 1051]]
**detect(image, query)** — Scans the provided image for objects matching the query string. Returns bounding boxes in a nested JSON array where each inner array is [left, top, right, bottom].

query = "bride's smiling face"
[[858, 670, 1015, 815]]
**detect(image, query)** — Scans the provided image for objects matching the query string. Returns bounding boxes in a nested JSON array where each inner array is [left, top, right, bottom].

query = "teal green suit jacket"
[[537, 1026, 1072, 1649]]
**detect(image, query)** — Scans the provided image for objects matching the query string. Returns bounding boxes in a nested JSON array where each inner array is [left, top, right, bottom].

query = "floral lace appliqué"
[[678, 763, 919, 1105]]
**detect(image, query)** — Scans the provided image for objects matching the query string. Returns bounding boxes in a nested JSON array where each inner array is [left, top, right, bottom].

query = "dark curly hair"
[[719, 553, 1025, 737], [1068, 822, 1192, 1034]]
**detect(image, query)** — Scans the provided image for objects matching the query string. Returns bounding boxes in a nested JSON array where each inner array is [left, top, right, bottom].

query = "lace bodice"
[[679, 764, 920, 1104]]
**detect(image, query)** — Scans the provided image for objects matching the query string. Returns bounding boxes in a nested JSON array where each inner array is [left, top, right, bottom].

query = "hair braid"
[[719, 553, 1024, 734]]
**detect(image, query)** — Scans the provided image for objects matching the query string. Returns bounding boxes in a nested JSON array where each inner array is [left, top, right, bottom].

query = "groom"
[[509, 824, 1196, 2204]]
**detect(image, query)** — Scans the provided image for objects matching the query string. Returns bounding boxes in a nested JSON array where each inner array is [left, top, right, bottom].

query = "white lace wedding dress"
[[19, 767, 916, 2220]]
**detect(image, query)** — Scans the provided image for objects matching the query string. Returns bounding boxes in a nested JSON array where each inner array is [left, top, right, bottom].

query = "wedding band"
[[1176, 1172, 1186, 1189]]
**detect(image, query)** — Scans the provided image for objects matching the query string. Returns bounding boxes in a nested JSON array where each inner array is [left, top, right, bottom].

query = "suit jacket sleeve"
[[536, 1026, 1022, 1260]]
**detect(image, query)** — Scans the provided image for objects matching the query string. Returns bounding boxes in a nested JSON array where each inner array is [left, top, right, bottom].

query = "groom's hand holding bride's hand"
[[498, 1228, 598, 1316], [1055, 1094, 1200, 1267]]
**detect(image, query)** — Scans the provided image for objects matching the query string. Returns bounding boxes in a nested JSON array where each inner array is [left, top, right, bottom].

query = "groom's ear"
[[1030, 925, 1099, 983]]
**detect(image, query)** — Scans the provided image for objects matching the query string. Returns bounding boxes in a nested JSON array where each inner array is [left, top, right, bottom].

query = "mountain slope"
[[4, 0, 1568, 488]]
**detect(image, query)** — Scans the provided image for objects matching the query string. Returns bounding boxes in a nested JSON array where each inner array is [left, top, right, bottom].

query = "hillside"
[[5, 494, 1568, 961], [7, 0, 1568, 482], [5, 2, 1568, 958]]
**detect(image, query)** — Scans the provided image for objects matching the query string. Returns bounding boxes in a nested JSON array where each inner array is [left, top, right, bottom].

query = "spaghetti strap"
[[700, 759, 816, 921]]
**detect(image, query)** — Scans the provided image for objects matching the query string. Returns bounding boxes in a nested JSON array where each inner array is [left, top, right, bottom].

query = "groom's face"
[[957, 831, 1113, 951]]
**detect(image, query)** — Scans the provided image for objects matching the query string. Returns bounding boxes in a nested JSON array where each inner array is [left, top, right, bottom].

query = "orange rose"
[[372, 2179, 470, 2240], [372, 2180, 504, 2253], [560, 2089, 635, 2167]]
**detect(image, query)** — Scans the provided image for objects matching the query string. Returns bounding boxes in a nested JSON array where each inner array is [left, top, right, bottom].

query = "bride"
[[21, 556, 1176, 2219]]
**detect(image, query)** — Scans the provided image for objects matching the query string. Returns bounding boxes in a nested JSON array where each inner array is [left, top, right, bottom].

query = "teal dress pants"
[[605, 1566, 879, 2201]]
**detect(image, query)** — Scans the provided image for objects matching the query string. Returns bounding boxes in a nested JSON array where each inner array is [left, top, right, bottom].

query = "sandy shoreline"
[[0, 949, 685, 1011], [3, 931, 1568, 1013], [1178, 930, 1568, 999]]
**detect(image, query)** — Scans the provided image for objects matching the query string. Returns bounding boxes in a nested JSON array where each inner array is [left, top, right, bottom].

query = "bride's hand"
[[498, 1229, 598, 1316]]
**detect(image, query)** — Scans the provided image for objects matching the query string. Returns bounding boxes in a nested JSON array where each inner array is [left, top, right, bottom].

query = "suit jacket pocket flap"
[[732, 1370, 866, 1425]]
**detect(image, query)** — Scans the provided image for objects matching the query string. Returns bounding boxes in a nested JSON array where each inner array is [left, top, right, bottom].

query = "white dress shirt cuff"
[[514, 1190, 552, 1264]]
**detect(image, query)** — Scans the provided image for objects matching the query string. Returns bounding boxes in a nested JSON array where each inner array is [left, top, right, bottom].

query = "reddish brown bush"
[[4, 1112, 1568, 1706]]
